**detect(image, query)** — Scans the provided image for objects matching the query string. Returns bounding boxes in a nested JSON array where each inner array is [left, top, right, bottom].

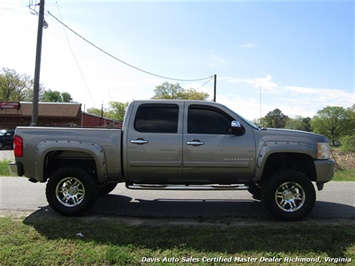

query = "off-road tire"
[[262, 169, 316, 221], [99, 182, 118, 196], [248, 183, 261, 200], [46, 166, 99, 216]]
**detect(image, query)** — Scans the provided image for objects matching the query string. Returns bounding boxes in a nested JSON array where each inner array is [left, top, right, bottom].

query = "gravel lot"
[[0, 150, 14, 161]]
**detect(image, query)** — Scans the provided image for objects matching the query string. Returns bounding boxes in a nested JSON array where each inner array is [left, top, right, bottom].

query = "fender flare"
[[35, 140, 107, 182], [254, 141, 315, 181]]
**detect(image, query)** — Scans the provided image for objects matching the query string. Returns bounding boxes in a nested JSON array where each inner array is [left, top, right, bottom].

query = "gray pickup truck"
[[10, 100, 335, 220]]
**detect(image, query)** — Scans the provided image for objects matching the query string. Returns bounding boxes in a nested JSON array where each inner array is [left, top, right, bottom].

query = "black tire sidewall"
[[262, 169, 316, 221], [248, 183, 262, 200], [46, 166, 98, 216], [98, 182, 118, 196]]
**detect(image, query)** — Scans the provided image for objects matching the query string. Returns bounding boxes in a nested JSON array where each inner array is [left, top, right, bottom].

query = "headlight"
[[317, 142, 330, 159]]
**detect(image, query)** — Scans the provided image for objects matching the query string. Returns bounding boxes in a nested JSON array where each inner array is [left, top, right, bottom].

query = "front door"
[[183, 104, 256, 184]]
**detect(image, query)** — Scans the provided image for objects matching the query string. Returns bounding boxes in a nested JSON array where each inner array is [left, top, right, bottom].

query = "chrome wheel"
[[55, 177, 85, 207], [262, 169, 315, 221], [275, 181, 306, 212], [47, 166, 98, 216]]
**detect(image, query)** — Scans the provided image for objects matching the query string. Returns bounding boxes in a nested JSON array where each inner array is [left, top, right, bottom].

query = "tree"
[[311, 106, 350, 146], [0, 67, 35, 101], [41, 89, 73, 102], [87, 101, 128, 121], [152, 82, 209, 100], [1, 68, 75, 103], [340, 105, 355, 151], [261, 109, 289, 128], [285, 116, 311, 132], [86, 107, 102, 117], [345, 105, 355, 135], [61, 92, 73, 103], [106, 101, 128, 121]]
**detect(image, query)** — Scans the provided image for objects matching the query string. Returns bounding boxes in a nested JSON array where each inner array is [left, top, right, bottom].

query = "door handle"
[[187, 140, 204, 146], [131, 139, 149, 145]]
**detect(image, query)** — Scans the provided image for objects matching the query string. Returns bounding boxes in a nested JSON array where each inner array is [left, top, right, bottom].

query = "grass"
[[332, 150, 355, 181], [333, 168, 355, 181], [0, 213, 354, 265], [0, 160, 10, 176]]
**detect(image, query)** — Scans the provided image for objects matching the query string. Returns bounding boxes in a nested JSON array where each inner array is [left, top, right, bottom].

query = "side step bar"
[[126, 183, 250, 191]]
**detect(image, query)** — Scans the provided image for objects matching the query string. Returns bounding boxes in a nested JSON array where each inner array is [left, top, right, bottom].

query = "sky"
[[0, 0, 354, 121]]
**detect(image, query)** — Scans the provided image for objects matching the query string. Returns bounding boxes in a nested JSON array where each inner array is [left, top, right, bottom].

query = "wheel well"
[[261, 153, 316, 183], [43, 150, 98, 182]]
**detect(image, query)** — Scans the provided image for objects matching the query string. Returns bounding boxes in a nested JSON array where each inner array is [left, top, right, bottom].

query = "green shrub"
[[341, 135, 355, 152]]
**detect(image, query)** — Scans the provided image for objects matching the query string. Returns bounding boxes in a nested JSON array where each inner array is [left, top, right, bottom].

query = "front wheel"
[[262, 169, 316, 221], [99, 182, 118, 196], [46, 166, 99, 216]]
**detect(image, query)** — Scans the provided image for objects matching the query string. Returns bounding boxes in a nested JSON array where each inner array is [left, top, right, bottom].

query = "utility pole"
[[259, 86, 262, 125], [100, 103, 104, 126], [31, 0, 45, 126], [213, 74, 217, 102]]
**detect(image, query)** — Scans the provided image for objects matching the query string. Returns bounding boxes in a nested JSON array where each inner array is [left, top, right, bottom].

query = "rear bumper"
[[315, 159, 335, 183], [8, 161, 24, 176]]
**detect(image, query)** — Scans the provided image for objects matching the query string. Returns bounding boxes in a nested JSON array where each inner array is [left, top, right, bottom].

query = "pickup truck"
[[10, 100, 335, 220], [0, 129, 14, 150]]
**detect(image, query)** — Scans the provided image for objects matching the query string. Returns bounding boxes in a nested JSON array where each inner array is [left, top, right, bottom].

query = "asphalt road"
[[1, 176, 354, 221]]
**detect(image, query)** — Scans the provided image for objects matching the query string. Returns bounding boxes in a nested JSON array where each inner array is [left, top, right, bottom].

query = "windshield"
[[0, 130, 7, 136]]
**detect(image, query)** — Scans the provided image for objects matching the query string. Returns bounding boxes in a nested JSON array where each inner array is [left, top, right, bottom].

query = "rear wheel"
[[262, 169, 316, 221], [46, 166, 98, 216]]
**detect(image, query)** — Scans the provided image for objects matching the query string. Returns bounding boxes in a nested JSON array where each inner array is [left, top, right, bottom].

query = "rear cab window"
[[134, 104, 179, 133]]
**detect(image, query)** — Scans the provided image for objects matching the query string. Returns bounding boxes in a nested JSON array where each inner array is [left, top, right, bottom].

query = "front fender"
[[255, 141, 316, 180], [35, 140, 107, 182]]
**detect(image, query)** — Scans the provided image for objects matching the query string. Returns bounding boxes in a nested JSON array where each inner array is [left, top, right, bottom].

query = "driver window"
[[188, 105, 233, 134]]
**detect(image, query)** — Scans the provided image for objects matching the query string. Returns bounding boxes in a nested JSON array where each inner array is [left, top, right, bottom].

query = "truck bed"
[[14, 126, 122, 183]]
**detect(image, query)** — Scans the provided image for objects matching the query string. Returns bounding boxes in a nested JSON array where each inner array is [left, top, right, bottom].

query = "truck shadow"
[[91, 194, 270, 219], [91, 193, 355, 219], [22, 195, 355, 259]]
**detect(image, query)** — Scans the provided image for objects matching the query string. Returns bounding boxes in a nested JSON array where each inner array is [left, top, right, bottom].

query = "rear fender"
[[35, 140, 107, 182]]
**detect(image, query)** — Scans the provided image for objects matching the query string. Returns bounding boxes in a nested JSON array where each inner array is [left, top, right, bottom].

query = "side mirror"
[[231, 120, 245, 136]]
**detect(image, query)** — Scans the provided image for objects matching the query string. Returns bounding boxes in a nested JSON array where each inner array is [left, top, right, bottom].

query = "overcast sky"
[[1, 0, 353, 120]]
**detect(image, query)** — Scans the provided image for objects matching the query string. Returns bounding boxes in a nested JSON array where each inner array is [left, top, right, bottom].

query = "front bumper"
[[315, 159, 336, 183]]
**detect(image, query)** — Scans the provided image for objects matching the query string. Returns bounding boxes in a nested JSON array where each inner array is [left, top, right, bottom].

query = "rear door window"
[[134, 104, 179, 133]]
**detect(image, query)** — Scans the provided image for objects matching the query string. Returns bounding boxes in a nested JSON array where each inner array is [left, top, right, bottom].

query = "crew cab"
[[10, 100, 335, 220]]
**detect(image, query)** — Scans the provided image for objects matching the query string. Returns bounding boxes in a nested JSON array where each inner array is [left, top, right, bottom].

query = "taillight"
[[13, 135, 23, 157]]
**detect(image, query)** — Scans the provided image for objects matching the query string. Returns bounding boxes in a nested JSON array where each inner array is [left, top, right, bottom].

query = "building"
[[82, 112, 122, 128], [0, 102, 121, 129]]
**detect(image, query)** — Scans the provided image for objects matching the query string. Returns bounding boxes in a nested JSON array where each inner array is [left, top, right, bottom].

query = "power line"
[[46, 10, 213, 82], [28, 0, 38, 15], [55, 2, 95, 107], [197, 76, 214, 90]]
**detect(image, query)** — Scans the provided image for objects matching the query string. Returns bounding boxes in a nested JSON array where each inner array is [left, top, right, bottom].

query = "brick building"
[[0, 102, 121, 129]]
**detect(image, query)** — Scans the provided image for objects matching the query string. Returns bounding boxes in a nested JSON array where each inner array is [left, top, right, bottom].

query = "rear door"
[[125, 102, 183, 183], [183, 104, 256, 184]]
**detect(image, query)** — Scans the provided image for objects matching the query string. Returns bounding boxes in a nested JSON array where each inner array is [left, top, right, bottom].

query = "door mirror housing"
[[231, 120, 245, 136]]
